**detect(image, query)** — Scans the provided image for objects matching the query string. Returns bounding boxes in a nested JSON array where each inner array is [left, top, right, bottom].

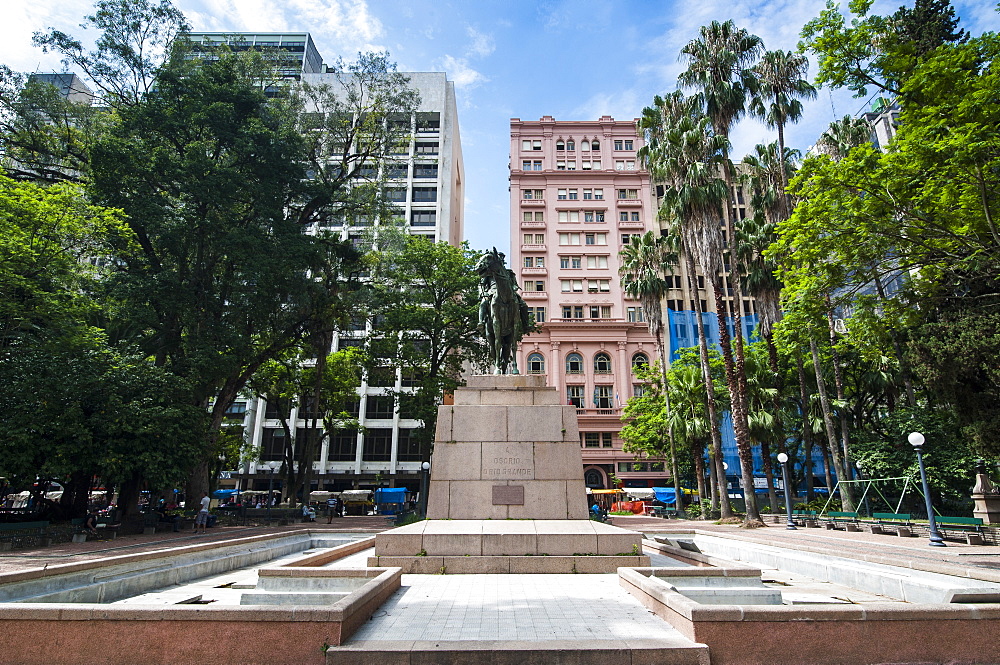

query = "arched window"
[[585, 469, 604, 488], [591, 140, 601, 151], [527, 353, 545, 374], [632, 353, 649, 371], [566, 139, 575, 151], [594, 352, 612, 374], [556, 140, 565, 151], [566, 353, 583, 374]]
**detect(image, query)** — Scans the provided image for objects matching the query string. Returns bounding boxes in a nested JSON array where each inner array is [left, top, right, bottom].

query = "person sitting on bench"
[[83, 511, 99, 536]]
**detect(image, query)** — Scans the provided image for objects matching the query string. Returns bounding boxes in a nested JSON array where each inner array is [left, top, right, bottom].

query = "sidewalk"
[[611, 514, 1000, 581], [0, 515, 391, 574]]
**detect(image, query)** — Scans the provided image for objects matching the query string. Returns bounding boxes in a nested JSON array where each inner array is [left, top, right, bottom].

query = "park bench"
[[792, 510, 819, 528], [824, 511, 861, 531], [0, 521, 51, 550], [871, 512, 913, 537], [936, 516, 988, 545]]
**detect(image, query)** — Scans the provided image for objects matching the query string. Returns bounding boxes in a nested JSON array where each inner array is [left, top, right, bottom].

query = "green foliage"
[[799, 0, 968, 98], [367, 237, 484, 454]]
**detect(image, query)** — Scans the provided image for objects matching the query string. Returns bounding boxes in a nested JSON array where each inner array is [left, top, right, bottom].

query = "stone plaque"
[[492, 485, 525, 505], [481, 442, 534, 480]]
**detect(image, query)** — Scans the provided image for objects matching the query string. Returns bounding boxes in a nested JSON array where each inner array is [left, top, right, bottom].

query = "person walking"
[[326, 495, 337, 523], [195, 492, 211, 534]]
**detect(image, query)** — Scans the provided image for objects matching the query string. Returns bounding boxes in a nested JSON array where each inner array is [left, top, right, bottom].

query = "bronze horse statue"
[[476, 248, 533, 374]]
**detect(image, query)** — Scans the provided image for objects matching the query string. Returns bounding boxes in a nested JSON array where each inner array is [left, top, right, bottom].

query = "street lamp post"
[[266, 460, 279, 526], [777, 453, 796, 530], [908, 432, 946, 547], [418, 461, 431, 518]]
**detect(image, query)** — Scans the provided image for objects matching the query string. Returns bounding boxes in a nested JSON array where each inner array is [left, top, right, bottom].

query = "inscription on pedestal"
[[492, 485, 525, 505], [481, 442, 534, 480]]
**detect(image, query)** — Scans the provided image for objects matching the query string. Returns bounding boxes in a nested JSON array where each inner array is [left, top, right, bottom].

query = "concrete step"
[[326, 639, 709, 665]]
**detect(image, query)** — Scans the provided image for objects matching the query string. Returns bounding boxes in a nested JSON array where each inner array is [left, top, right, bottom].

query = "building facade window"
[[566, 353, 584, 374], [366, 395, 395, 419], [362, 428, 393, 461], [632, 353, 649, 370], [627, 307, 645, 322], [527, 306, 546, 323], [328, 432, 357, 461], [410, 211, 437, 227], [412, 187, 437, 202], [527, 353, 545, 374], [413, 164, 438, 179], [594, 386, 614, 409], [586, 255, 608, 269], [587, 279, 610, 293], [594, 353, 612, 374], [567, 385, 584, 408]]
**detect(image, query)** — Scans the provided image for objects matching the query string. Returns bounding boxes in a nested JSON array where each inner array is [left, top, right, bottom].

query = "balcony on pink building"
[[521, 267, 547, 276], [617, 219, 645, 230], [521, 290, 547, 300]]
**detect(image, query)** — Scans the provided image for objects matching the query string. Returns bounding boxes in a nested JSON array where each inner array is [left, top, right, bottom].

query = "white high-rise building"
[[211, 35, 463, 498]]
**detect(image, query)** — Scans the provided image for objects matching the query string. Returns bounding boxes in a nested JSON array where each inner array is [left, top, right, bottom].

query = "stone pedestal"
[[428, 374, 588, 520], [373, 375, 647, 572], [972, 473, 1000, 525]]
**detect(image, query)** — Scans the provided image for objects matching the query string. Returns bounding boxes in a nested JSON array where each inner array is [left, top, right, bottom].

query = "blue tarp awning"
[[374, 488, 407, 504], [212, 489, 239, 498], [652, 487, 676, 504]]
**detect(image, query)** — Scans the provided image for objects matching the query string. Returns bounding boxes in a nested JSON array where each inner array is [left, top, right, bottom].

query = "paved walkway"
[[350, 571, 682, 643], [612, 515, 1000, 581], [0, 516, 390, 574]]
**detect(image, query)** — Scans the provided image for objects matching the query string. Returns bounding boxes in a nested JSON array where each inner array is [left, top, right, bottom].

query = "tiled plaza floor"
[[348, 571, 684, 642]]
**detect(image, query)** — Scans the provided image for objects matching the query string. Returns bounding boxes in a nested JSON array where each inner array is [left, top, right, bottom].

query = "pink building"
[[510, 115, 668, 490]]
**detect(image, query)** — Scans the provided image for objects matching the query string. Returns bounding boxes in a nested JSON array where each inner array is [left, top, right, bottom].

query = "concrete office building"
[[510, 115, 665, 490]]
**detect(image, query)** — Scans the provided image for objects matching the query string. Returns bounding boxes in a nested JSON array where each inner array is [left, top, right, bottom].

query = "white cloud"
[[183, 0, 386, 60], [569, 89, 644, 123], [439, 54, 487, 89], [465, 26, 495, 58], [0, 1, 95, 74]]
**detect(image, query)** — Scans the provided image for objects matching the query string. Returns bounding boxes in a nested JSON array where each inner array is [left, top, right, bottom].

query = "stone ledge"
[[367, 554, 650, 574], [326, 638, 710, 665]]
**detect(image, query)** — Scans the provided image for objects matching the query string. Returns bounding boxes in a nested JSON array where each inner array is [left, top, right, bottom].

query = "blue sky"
[[4, 0, 998, 254]]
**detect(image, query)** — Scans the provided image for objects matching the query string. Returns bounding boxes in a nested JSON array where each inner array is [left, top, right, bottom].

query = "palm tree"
[[639, 91, 736, 518], [666, 363, 714, 511], [619, 231, 683, 511], [749, 50, 816, 194], [815, 115, 872, 160], [679, 20, 764, 523], [619, 231, 676, 366]]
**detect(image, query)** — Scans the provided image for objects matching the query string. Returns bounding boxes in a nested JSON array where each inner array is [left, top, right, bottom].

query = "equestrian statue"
[[476, 247, 534, 374]]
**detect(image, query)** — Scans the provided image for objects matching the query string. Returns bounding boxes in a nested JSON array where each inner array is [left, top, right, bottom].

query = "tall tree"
[[619, 231, 683, 510], [368, 237, 485, 459], [679, 21, 765, 523], [639, 90, 735, 519], [749, 50, 816, 196]]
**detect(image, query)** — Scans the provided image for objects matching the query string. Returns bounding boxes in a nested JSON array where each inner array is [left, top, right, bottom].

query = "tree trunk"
[[819, 437, 835, 499], [825, 301, 855, 507], [711, 277, 759, 522], [795, 351, 814, 502], [809, 337, 855, 512], [706, 447, 719, 516], [116, 472, 143, 520], [686, 254, 732, 519], [693, 444, 707, 513]]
